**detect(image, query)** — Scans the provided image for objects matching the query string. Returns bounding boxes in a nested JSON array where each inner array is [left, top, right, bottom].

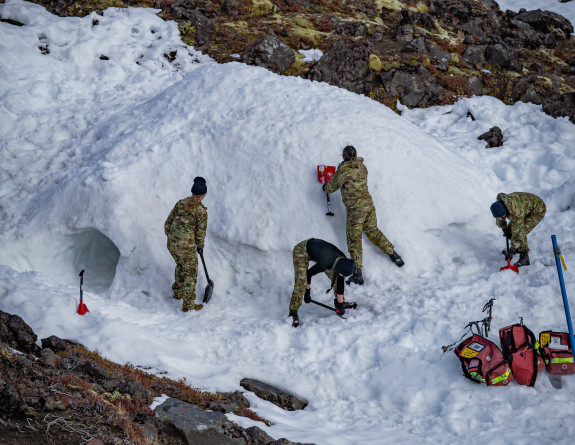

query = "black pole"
[[79, 269, 84, 303], [199, 251, 211, 282], [309, 298, 336, 312], [325, 193, 334, 216]]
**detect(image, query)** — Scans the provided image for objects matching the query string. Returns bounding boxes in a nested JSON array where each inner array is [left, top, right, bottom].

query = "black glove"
[[304, 288, 311, 304], [197, 245, 204, 255], [322, 184, 327, 192], [505, 248, 515, 260], [502, 227, 512, 239]]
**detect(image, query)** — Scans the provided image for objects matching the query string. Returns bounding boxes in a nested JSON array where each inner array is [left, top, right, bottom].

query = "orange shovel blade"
[[77, 303, 89, 315]]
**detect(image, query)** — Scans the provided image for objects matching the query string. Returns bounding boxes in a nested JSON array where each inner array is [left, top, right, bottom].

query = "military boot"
[[289, 309, 300, 327], [388, 250, 405, 267], [333, 299, 345, 316], [514, 252, 530, 267], [351, 267, 364, 285], [183, 302, 203, 312]]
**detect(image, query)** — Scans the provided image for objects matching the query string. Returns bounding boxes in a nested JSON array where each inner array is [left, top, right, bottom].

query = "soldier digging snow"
[[164, 177, 208, 312], [323, 145, 404, 285], [490, 192, 546, 267], [289, 238, 355, 327]]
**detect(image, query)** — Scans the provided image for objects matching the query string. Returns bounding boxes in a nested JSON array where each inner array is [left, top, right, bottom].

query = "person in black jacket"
[[288, 238, 355, 327]]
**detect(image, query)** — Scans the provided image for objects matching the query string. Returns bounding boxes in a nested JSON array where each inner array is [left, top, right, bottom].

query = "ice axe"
[[77, 269, 89, 315], [199, 250, 214, 304], [500, 237, 519, 273], [317, 165, 335, 216]]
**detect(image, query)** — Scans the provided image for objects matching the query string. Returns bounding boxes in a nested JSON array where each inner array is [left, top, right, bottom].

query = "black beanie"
[[191, 177, 207, 196], [334, 257, 355, 277], [490, 201, 506, 218]]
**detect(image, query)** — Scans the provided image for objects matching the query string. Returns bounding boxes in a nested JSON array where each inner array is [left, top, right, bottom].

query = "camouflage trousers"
[[512, 203, 546, 253], [167, 237, 198, 310], [289, 239, 335, 311], [346, 205, 394, 269]]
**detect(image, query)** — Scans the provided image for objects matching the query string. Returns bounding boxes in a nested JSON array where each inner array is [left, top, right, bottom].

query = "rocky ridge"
[[13, 0, 575, 122], [0, 310, 309, 445]]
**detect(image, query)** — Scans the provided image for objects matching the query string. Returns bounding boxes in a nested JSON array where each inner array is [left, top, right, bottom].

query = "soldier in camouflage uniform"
[[323, 145, 404, 285], [164, 177, 208, 312], [289, 238, 355, 327], [490, 192, 546, 267]]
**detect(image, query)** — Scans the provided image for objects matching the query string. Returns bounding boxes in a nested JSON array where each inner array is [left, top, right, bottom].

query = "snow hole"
[[68, 229, 120, 292]]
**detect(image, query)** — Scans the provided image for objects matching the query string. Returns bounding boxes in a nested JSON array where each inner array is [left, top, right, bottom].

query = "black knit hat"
[[191, 177, 207, 196], [333, 257, 355, 277], [490, 201, 506, 218]]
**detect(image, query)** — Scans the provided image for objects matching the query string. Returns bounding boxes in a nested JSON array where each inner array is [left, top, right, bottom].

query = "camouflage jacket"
[[164, 195, 207, 246], [496, 191, 545, 241], [323, 157, 373, 209]]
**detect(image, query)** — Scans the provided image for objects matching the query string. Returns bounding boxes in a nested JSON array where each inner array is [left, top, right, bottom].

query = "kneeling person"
[[289, 238, 355, 327]]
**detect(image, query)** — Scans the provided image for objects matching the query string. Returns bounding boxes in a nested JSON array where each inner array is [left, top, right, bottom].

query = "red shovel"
[[77, 269, 89, 315], [317, 165, 335, 216], [500, 238, 519, 274]]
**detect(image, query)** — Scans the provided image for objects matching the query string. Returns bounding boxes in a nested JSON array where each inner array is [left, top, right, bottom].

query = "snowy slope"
[[1, 1, 575, 444]]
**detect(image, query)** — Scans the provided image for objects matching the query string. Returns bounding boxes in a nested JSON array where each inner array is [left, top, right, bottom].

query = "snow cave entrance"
[[69, 229, 120, 292]]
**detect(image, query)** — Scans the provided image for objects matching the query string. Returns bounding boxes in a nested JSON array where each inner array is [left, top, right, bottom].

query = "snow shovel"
[[199, 250, 214, 304], [77, 269, 89, 315], [317, 165, 335, 216], [501, 237, 519, 273]]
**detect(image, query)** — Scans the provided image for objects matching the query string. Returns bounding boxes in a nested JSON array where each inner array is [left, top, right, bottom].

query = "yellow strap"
[[469, 371, 485, 383], [551, 357, 574, 364], [560, 255, 567, 271], [490, 368, 511, 385]]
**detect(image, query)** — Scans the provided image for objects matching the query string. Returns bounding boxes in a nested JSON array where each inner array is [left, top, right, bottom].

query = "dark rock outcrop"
[[169, 4, 215, 52], [240, 378, 308, 411], [514, 9, 574, 39], [542, 92, 575, 124], [0, 310, 41, 355], [307, 40, 372, 95], [243, 36, 295, 74], [41, 334, 75, 352], [156, 398, 244, 444], [478, 126, 504, 147], [381, 67, 445, 108]]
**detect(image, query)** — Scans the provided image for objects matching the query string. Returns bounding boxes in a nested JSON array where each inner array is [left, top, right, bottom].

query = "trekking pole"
[[77, 270, 89, 315], [199, 250, 214, 304], [551, 235, 575, 363]]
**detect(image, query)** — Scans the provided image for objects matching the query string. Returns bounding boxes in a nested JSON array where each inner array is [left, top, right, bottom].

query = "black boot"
[[289, 309, 300, 327], [333, 299, 345, 316], [388, 251, 405, 267], [343, 300, 357, 310], [351, 267, 364, 285], [514, 252, 530, 267]]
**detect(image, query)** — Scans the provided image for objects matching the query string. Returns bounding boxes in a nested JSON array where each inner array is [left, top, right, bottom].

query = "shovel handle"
[[199, 250, 211, 282], [325, 193, 334, 216], [79, 269, 85, 302], [309, 298, 336, 312]]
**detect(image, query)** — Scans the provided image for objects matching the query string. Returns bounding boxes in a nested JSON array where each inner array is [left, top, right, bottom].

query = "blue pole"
[[551, 235, 575, 362]]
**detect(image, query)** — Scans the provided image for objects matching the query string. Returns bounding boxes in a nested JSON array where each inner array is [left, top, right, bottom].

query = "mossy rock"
[[251, 0, 276, 16], [369, 54, 384, 72]]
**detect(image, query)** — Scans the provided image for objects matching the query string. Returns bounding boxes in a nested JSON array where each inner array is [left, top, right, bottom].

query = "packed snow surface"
[[1, 1, 575, 443]]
